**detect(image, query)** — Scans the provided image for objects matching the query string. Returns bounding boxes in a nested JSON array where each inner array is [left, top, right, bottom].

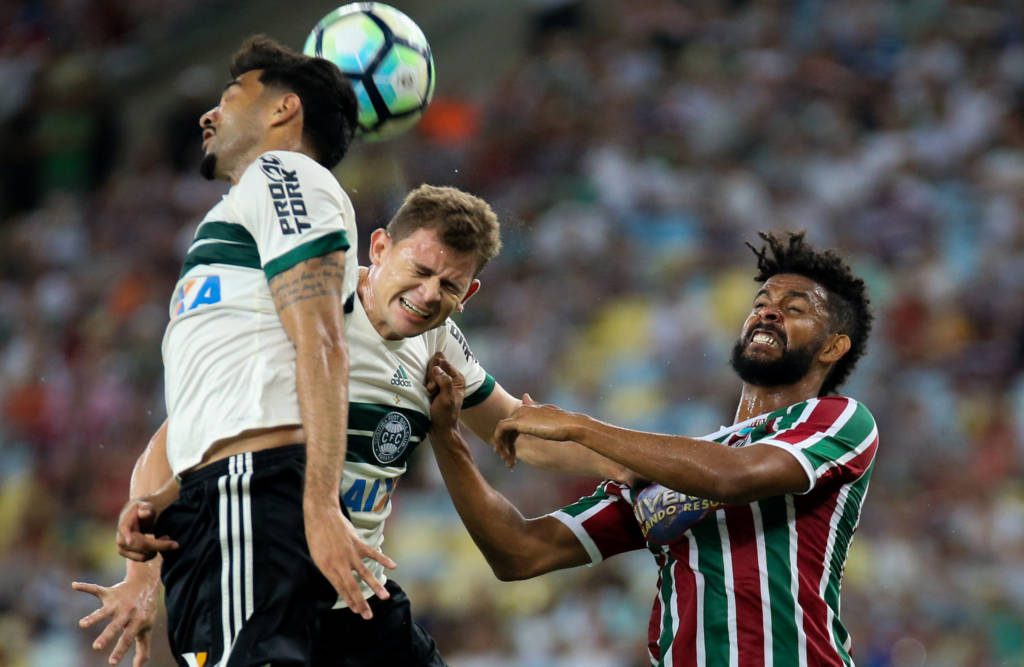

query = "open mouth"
[[399, 297, 430, 318], [748, 327, 784, 349]]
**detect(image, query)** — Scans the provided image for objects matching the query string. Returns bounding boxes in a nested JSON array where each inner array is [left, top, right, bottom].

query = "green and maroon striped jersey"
[[550, 396, 878, 667]]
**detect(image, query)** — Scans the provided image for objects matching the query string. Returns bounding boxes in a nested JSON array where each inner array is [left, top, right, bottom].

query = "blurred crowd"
[[2, 0, 1024, 665]]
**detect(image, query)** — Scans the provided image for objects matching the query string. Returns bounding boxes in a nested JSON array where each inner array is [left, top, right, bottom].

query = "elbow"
[[490, 558, 541, 582], [485, 548, 550, 581]]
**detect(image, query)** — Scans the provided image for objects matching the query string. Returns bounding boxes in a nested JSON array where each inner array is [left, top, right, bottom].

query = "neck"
[[225, 134, 307, 185], [733, 377, 823, 423]]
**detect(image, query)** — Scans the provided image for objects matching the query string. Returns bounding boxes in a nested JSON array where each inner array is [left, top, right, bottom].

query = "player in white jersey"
[[74, 185, 630, 666], [71, 36, 396, 667]]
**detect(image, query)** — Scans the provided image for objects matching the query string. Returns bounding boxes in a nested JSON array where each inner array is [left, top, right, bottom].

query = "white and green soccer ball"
[[304, 2, 435, 141]]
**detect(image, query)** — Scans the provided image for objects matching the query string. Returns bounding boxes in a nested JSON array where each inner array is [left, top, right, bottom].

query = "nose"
[[760, 305, 781, 322], [199, 106, 219, 129], [418, 277, 442, 305]]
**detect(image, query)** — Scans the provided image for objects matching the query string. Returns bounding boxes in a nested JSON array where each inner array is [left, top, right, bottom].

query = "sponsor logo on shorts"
[[372, 412, 412, 464]]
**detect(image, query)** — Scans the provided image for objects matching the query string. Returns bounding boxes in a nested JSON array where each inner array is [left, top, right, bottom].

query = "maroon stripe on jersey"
[[726, 505, 766, 665], [773, 398, 850, 446], [669, 552, 700, 667], [795, 486, 846, 665], [579, 495, 647, 559], [816, 435, 878, 487]]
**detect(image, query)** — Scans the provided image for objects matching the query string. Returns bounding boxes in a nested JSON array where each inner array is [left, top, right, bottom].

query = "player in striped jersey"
[[75, 185, 628, 666], [428, 231, 876, 667]]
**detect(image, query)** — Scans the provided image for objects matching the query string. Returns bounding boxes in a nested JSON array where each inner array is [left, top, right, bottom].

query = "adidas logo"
[[390, 365, 412, 388]]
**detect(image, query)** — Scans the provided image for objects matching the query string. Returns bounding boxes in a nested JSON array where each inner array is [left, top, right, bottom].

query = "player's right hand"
[[304, 506, 396, 620], [427, 352, 465, 433], [72, 570, 159, 666], [116, 498, 178, 562]]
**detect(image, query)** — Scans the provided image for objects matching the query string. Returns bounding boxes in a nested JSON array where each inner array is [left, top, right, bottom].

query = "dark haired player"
[[76, 35, 391, 667], [427, 231, 878, 667]]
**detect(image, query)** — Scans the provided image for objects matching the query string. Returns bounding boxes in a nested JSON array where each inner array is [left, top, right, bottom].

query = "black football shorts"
[[157, 445, 339, 667]]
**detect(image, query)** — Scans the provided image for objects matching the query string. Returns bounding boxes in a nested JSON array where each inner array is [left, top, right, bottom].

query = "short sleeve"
[[548, 481, 647, 564], [755, 397, 878, 493], [232, 151, 352, 280], [433, 319, 494, 409]]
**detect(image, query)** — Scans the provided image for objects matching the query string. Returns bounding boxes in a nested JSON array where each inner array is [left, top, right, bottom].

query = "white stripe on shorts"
[[217, 453, 255, 667]]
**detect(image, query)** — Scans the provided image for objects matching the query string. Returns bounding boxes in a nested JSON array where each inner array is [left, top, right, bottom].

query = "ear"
[[269, 92, 302, 127], [368, 228, 391, 266], [456, 279, 481, 311], [818, 333, 851, 364]]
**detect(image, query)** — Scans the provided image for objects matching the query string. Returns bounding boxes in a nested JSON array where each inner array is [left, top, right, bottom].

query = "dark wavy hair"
[[230, 35, 357, 169], [746, 231, 873, 395]]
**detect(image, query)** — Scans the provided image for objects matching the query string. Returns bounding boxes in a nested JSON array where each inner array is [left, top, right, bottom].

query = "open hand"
[[305, 508, 396, 620], [72, 571, 159, 666], [492, 395, 578, 464]]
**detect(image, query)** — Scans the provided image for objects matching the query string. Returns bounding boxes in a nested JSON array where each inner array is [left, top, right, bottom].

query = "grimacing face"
[[729, 273, 833, 387], [198, 69, 268, 181], [363, 226, 480, 340]]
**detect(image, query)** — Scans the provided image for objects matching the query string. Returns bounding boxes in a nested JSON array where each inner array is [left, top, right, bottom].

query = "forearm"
[[516, 435, 635, 484], [297, 339, 349, 510], [430, 427, 586, 580], [566, 416, 794, 503], [126, 421, 175, 579]]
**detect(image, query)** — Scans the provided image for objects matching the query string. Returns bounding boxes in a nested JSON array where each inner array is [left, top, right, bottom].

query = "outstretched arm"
[[270, 251, 394, 619], [427, 354, 589, 580], [454, 383, 635, 483], [495, 403, 808, 504]]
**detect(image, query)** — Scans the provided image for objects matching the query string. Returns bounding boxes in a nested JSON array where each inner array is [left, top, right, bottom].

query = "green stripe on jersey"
[[657, 557, 676, 665], [348, 402, 430, 434], [691, 518, 730, 665], [802, 402, 875, 473], [179, 241, 261, 278], [462, 373, 496, 409], [825, 465, 873, 665], [557, 482, 613, 518], [195, 221, 257, 245], [263, 230, 350, 279], [759, 495, 800, 666]]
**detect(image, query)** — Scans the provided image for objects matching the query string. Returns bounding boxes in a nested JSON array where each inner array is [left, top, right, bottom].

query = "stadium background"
[[2, 0, 1024, 665]]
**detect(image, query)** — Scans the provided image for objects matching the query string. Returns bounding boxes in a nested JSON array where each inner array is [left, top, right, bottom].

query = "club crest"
[[372, 412, 412, 464]]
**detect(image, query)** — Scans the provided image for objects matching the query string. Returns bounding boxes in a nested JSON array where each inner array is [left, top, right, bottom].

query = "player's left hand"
[[72, 571, 159, 666], [493, 396, 579, 462], [427, 352, 465, 433]]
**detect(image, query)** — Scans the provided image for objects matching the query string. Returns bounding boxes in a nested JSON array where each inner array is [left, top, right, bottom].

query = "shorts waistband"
[[180, 444, 305, 488]]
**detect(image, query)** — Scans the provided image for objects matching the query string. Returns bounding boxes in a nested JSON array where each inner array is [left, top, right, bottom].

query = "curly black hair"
[[745, 231, 873, 396], [230, 35, 357, 169]]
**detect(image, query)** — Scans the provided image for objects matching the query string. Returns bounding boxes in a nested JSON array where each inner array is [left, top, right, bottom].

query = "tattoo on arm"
[[270, 255, 346, 311]]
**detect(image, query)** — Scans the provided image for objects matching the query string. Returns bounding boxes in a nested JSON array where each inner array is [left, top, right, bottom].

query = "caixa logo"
[[171, 275, 221, 318]]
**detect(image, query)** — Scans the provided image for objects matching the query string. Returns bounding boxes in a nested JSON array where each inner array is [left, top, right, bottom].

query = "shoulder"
[[238, 150, 338, 189], [777, 395, 876, 433], [436, 317, 477, 364]]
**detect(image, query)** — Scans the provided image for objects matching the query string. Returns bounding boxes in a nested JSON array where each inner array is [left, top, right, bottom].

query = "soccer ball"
[[304, 2, 435, 141], [632, 483, 721, 545]]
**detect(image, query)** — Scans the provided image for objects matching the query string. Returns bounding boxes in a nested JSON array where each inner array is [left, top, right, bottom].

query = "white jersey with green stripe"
[[338, 287, 495, 605], [162, 150, 357, 476], [551, 396, 879, 667]]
